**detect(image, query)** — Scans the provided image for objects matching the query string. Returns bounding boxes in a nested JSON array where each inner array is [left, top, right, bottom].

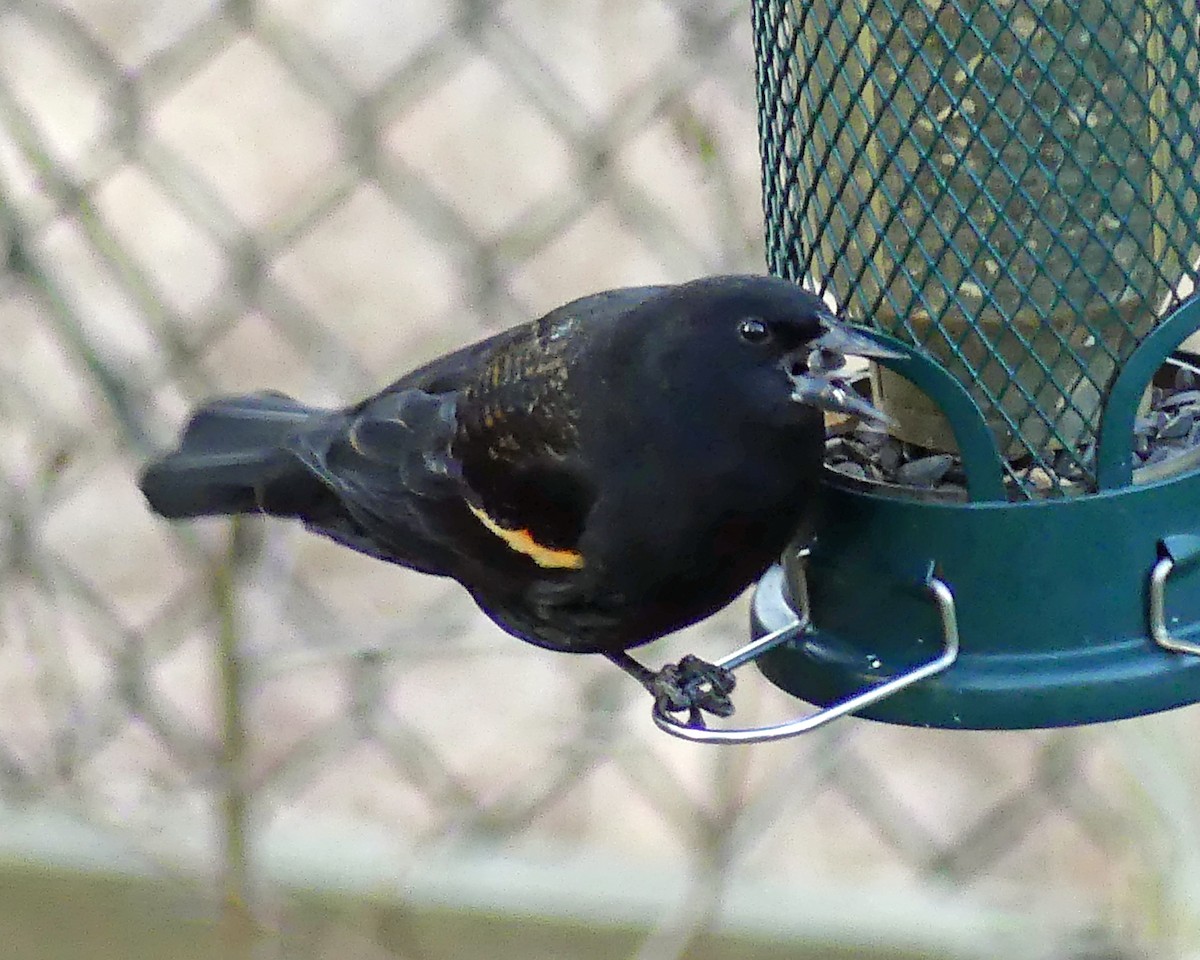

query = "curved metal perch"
[[653, 567, 960, 744]]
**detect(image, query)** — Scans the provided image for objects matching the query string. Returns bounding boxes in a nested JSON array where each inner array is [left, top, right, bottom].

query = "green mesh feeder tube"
[[660, 0, 1200, 739]]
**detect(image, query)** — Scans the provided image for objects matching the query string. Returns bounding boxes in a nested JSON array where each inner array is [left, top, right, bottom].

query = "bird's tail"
[[139, 391, 330, 519]]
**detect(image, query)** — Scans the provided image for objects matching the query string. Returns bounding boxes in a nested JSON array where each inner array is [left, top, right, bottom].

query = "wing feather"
[[287, 389, 463, 575]]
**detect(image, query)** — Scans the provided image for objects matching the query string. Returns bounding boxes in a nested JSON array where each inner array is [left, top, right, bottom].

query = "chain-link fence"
[[0, 1, 1197, 957]]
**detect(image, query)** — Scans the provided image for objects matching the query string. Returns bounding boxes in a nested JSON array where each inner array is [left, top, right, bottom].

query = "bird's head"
[[631, 276, 898, 429]]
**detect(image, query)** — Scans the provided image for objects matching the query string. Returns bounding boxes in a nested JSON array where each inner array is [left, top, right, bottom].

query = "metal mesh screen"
[[1, 1, 1199, 957], [755, 0, 1200, 496]]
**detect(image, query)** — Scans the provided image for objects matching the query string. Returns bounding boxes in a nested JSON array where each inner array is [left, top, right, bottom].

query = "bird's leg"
[[605, 651, 737, 726]]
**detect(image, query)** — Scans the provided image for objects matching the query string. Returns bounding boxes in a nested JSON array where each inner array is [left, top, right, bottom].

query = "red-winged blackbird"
[[140, 275, 895, 722]]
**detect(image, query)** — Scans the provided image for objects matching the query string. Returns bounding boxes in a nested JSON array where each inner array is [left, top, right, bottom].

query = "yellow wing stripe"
[[467, 503, 584, 570]]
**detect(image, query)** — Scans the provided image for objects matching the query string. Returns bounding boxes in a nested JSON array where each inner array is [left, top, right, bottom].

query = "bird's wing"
[[292, 389, 460, 502], [447, 301, 611, 564], [374, 285, 671, 570], [288, 285, 671, 586], [286, 389, 465, 575]]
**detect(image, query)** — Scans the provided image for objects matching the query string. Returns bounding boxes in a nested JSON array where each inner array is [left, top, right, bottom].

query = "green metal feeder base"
[[747, 297, 1200, 731], [751, 478, 1200, 729]]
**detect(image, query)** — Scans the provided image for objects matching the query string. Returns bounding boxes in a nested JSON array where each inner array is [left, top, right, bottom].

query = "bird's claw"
[[651, 654, 736, 728]]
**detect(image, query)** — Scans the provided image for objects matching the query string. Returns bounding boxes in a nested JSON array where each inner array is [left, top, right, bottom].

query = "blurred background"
[[0, 1, 1196, 957]]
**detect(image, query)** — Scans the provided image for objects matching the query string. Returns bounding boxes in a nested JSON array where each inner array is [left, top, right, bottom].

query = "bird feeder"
[[657, 0, 1200, 741]]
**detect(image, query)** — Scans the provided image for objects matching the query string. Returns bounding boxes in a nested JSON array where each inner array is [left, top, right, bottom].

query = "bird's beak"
[[788, 370, 893, 426], [785, 316, 902, 426], [810, 315, 907, 363]]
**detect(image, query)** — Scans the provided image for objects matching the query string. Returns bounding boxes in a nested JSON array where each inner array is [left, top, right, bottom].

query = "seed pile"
[[826, 361, 1200, 499]]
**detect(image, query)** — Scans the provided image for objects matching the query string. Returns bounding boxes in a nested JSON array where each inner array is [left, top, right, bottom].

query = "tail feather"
[[139, 391, 329, 519]]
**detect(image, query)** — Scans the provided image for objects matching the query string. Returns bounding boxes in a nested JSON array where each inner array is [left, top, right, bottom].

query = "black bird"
[[140, 275, 895, 722]]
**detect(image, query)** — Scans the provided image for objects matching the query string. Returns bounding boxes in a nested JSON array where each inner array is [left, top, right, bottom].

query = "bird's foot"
[[652, 654, 737, 727], [607, 651, 736, 728]]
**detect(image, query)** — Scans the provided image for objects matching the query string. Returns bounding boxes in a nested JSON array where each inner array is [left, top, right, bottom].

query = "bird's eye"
[[737, 318, 770, 343]]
